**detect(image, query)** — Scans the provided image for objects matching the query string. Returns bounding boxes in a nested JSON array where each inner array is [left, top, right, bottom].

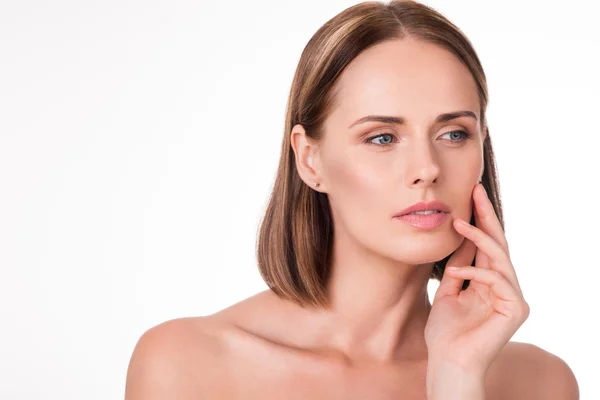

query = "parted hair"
[[255, 0, 504, 309]]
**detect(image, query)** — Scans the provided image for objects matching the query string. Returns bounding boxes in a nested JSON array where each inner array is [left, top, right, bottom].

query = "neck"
[[313, 232, 435, 365]]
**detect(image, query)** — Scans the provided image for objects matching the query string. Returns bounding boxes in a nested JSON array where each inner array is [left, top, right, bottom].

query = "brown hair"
[[256, 0, 504, 309]]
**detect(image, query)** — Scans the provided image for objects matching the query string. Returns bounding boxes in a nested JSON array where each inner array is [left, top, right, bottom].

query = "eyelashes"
[[365, 130, 474, 147]]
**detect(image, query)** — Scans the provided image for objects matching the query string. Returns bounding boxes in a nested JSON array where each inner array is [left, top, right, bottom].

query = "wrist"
[[426, 360, 486, 400]]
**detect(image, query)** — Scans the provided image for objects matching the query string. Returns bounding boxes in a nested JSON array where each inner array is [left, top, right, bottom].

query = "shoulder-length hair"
[[256, 0, 504, 309]]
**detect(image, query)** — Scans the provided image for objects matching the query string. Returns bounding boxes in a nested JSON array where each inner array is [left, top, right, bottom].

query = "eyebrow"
[[348, 110, 478, 129]]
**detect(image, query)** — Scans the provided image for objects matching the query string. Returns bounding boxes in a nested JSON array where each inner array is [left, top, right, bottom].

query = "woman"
[[125, 1, 579, 398]]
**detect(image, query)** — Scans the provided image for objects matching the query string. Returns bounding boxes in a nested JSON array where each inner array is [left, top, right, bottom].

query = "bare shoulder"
[[487, 341, 579, 400], [125, 316, 232, 399]]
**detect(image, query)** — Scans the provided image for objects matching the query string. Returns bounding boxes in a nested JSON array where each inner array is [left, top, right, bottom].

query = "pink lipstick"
[[394, 211, 448, 229]]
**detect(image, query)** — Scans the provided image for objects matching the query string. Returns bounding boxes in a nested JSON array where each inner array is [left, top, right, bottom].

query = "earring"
[[314, 182, 320, 188]]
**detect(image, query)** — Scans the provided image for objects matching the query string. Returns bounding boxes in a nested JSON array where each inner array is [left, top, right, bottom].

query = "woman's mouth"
[[394, 211, 448, 229]]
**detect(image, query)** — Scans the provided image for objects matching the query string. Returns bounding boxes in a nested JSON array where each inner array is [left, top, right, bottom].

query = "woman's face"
[[294, 37, 486, 265]]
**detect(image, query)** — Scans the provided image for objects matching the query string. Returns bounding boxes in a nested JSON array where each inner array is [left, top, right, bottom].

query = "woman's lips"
[[394, 212, 448, 229]]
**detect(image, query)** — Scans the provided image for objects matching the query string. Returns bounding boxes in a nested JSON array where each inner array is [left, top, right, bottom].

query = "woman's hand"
[[424, 183, 530, 375]]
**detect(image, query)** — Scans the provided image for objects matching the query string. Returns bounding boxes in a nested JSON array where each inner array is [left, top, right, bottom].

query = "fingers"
[[447, 265, 530, 325], [473, 184, 510, 256], [446, 235, 477, 270], [433, 262, 469, 303], [446, 265, 520, 304], [453, 218, 510, 267], [453, 216, 521, 293], [436, 236, 478, 302], [472, 203, 490, 267], [441, 182, 524, 300]]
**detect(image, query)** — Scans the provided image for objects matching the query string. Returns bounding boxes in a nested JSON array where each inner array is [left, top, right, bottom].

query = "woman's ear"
[[290, 124, 323, 189]]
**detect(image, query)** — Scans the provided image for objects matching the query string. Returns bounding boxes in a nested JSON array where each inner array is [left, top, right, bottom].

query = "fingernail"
[[448, 266, 460, 271], [457, 218, 470, 227]]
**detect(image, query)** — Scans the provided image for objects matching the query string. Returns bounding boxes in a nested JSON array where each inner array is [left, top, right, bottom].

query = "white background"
[[1, 0, 598, 398]]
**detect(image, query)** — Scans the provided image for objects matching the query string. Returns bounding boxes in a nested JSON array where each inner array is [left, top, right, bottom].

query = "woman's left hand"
[[424, 183, 530, 375]]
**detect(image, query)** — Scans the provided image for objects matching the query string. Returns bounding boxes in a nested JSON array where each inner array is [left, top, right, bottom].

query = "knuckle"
[[517, 301, 530, 320], [490, 269, 503, 280], [523, 301, 531, 317]]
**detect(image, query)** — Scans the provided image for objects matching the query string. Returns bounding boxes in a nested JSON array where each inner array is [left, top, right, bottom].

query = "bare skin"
[[125, 38, 579, 399], [125, 292, 576, 399]]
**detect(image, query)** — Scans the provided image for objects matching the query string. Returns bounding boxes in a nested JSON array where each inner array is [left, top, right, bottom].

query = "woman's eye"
[[365, 130, 473, 147], [366, 133, 396, 146], [440, 130, 473, 142]]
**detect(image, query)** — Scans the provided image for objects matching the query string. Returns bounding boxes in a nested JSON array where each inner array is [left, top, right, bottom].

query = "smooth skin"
[[425, 183, 530, 374], [424, 183, 529, 397], [125, 38, 579, 399]]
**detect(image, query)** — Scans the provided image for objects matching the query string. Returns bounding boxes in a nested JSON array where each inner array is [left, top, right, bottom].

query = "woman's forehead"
[[330, 39, 479, 126]]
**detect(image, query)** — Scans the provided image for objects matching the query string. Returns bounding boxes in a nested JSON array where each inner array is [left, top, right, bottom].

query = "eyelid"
[[366, 125, 470, 136], [366, 129, 472, 145], [366, 129, 469, 139]]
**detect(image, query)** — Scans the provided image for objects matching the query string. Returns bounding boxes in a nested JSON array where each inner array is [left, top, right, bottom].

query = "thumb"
[[432, 265, 466, 304], [432, 238, 477, 304]]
